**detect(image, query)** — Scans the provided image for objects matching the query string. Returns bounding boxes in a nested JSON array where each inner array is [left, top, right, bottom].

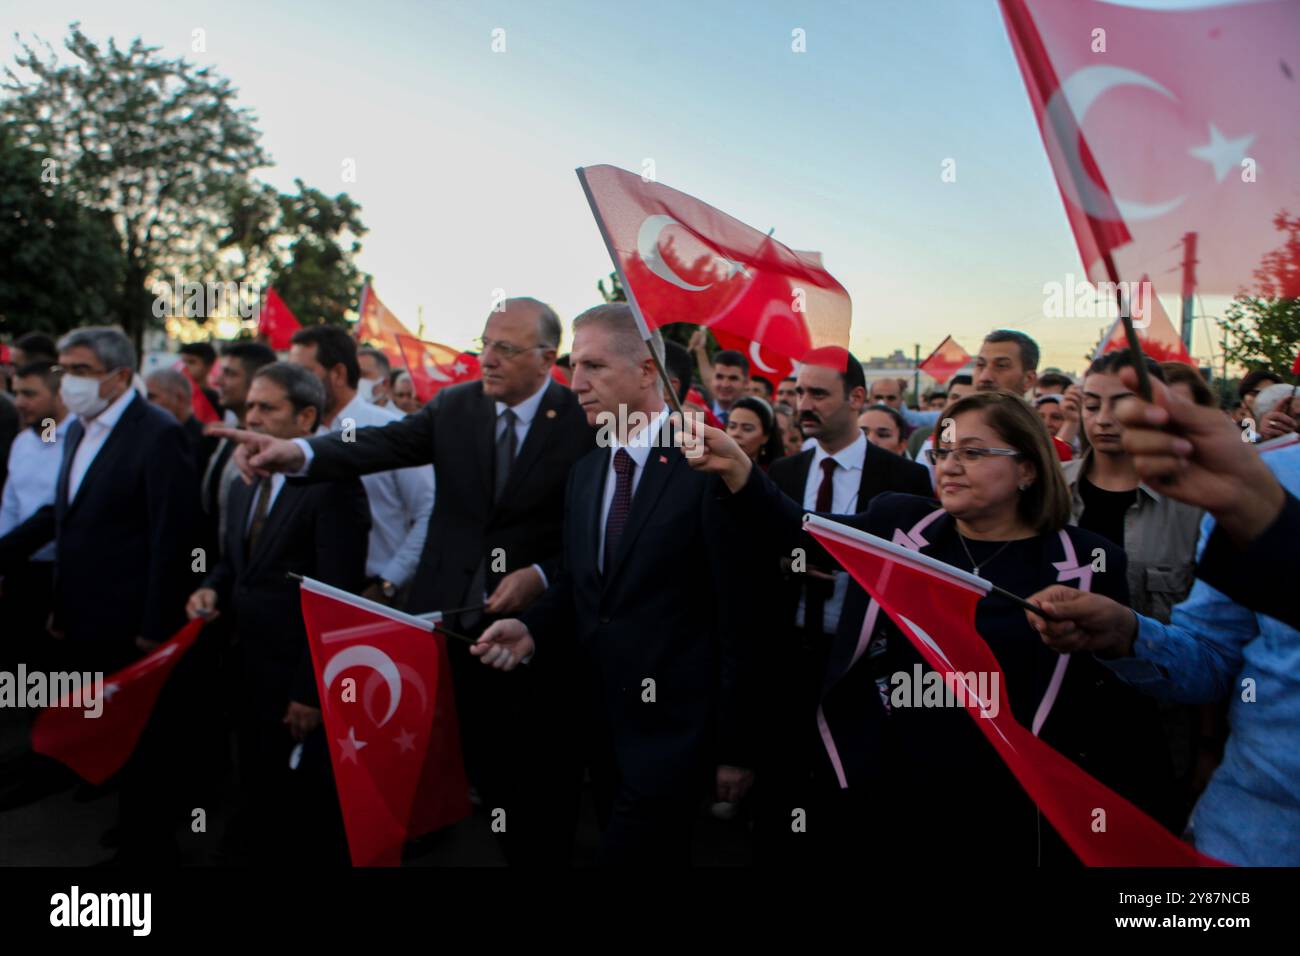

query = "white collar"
[[84, 386, 136, 431], [610, 405, 670, 468], [495, 376, 551, 425], [810, 429, 867, 473]]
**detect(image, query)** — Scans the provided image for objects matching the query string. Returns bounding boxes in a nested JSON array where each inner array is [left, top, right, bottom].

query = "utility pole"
[[1180, 231, 1198, 356], [913, 344, 921, 408]]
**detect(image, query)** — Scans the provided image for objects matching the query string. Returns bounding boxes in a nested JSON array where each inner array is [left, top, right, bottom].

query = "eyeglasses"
[[473, 338, 548, 360], [926, 446, 1022, 465]]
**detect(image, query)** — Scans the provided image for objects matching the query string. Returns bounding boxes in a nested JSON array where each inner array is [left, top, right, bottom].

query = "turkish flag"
[[578, 165, 851, 368], [299, 577, 470, 867], [396, 334, 480, 403], [1000, 0, 1300, 295], [355, 283, 409, 367], [173, 360, 220, 424], [918, 336, 973, 385], [712, 328, 795, 390], [1290, 346, 1300, 377], [31, 618, 205, 785], [1095, 275, 1193, 365], [804, 516, 1222, 866], [257, 287, 301, 352]]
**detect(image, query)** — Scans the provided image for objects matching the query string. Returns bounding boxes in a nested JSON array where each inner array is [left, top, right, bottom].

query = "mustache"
[[799, 413, 822, 424]]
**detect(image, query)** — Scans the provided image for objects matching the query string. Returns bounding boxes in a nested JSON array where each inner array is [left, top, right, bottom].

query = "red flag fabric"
[[803, 515, 1221, 867], [31, 618, 205, 784], [299, 578, 470, 866], [396, 334, 480, 403], [577, 164, 851, 368], [355, 283, 409, 367], [173, 360, 220, 424], [1000, 0, 1300, 295], [918, 336, 973, 385], [1290, 347, 1300, 378], [257, 287, 301, 352], [1094, 275, 1193, 365]]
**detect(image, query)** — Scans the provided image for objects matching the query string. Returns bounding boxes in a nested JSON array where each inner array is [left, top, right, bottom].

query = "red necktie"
[[603, 449, 635, 572], [806, 457, 839, 632]]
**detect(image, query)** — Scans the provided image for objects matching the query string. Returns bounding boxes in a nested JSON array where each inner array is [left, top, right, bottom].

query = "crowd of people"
[[0, 301, 1296, 867]]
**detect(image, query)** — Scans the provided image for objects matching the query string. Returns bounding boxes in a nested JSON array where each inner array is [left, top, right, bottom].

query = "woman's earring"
[[1018, 482, 1030, 492]]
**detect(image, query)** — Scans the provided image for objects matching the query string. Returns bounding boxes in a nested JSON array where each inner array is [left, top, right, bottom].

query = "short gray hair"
[[571, 303, 664, 367], [1253, 382, 1298, 420], [508, 297, 562, 350], [145, 367, 192, 402], [253, 361, 326, 423], [58, 326, 137, 372]]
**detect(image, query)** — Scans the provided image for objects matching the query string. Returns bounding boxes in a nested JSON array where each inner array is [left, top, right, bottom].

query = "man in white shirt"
[[0, 361, 72, 666], [289, 326, 434, 605]]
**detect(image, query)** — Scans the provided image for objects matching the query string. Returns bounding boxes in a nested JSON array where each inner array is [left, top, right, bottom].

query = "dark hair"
[[252, 361, 326, 425], [222, 341, 277, 377], [860, 401, 907, 436], [388, 367, 408, 388], [983, 329, 1040, 372], [749, 375, 774, 398], [179, 342, 218, 366], [950, 373, 973, 387], [1238, 368, 1280, 399], [662, 340, 694, 404], [1086, 350, 1166, 383], [1037, 371, 1073, 391], [800, 346, 867, 398], [14, 332, 57, 362], [358, 346, 391, 374], [291, 325, 360, 388], [1160, 362, 1215, 408], [713, 349, 749, 376], [556, 353, 572, 370], [781, 375, 797, 385], [14, 360, 59, 388], [729, 395, 786, 467], [940, 390, 1071, 534]]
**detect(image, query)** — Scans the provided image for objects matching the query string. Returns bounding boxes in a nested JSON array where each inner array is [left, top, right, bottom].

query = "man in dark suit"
[[0, 326, 199, 860], [751, 346, 932, 864], [209, 297, 594, 865], [472, 304, 754, 866], [202, 341, 277, 558], [188, 362, 369, 863], [145, 367, 217, 477]]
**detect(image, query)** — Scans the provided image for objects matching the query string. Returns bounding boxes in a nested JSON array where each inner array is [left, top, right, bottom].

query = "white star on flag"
[[1188, 123, 1255, 183]]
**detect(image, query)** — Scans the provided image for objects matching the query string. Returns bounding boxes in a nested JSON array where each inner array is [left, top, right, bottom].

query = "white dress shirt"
[[795, 429, 868, 633], [67, 387, 137, 503], [0, 416, 75, 561], [597, 405, 670, 572], [325, 393, 436, 587]]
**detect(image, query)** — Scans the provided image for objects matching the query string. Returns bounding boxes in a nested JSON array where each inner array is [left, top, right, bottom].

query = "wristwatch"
[[380, 580, 398, 600]]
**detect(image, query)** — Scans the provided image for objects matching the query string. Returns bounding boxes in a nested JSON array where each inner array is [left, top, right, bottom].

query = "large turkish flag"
[[1000, 0, 1300, 294], [578, 164, 852, 367]]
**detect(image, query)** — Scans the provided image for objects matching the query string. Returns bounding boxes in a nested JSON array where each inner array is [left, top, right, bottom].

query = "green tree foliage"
[[0, 126, 123, 336], [2, 24, 270, 347], [1219, 212, 1300, 379]]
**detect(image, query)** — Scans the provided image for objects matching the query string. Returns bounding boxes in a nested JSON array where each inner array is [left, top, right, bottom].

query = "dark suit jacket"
[[304, 379, 595, 613], [204, 474, 370, 710], [0, 392, 198, 670], [766, 441, 933, 630], [182, 414, 218, 480], [522, 422, 754, 792], [0, 391, 18, 492]]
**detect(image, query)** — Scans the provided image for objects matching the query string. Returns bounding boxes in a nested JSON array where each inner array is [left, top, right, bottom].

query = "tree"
[[1219, 211, 1300, 378], [0, 126, 124, 336], [266, 180, 367, 326], [2, 24, 271, 349]]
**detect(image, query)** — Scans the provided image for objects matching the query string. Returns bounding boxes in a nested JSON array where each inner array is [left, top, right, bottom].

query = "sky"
[[1, 0, 1239, 373]]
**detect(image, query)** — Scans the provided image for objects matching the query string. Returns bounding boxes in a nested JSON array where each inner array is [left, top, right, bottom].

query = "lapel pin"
[[658, 454, 668, 464], [546, 409, 557, 419]]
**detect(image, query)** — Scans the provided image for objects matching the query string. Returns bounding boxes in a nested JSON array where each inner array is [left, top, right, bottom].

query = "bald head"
[[146, 368, 194, 423]]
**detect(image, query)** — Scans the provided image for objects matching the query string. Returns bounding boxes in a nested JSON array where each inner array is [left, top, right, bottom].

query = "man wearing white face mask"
[[0, 326, 199, 862], [357, 346, 392, 407]]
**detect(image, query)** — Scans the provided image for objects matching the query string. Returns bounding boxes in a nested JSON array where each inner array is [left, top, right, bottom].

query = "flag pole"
[[576, 167, 684, 417], [1101, 253, 1152, 402], [288, 573, 479, 645]]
